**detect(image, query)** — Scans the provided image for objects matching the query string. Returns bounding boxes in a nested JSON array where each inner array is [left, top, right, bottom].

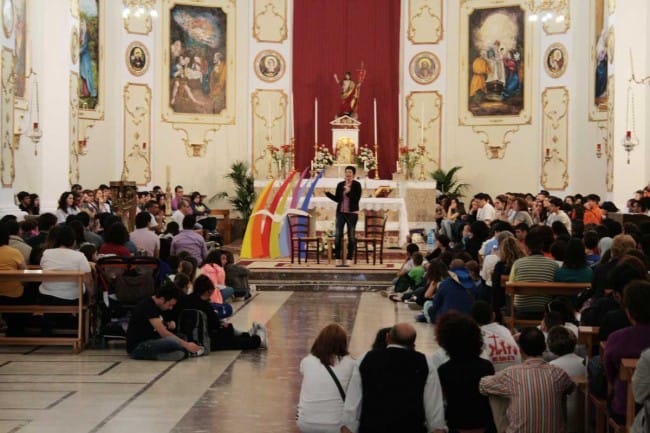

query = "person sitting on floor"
[[126, 281, 204, 361], [472, 300, 521, 372], [175, 275, 265, 351], [425, 258, 478, 324], [480, 327, 574, 433]]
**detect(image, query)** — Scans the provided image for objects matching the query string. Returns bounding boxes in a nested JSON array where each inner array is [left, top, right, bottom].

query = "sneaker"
[[388, 294, 402, 302], [415, 313, 427, 323], [189, 346, 207, 357], [249, 321, 260, 336], [256, 325, 268, 349]]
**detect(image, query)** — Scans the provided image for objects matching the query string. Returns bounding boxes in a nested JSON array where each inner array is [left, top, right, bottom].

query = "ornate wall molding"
[[253, 0, 287, 43], [471, 126, 520, 160], [605, 77, 614, 191], [540, 87, 569, 190], [541, 0, 570, 34], [122, 83, 151, 185], [69, 72, 80, 184], [405, 91, 442, 175], [1, 47, 15, 187], [251, 89, 287, 179], [408, 0, 443, 44], [79, 0, 105, 121], [122, 0, 154, 35], [171, 124, 220, 158]]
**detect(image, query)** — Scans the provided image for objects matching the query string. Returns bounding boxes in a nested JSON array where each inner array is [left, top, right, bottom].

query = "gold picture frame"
[[589, 0, 609, 121], [125, 41, 150, 77], [78, 0, 105, 120], [254, 50, 285, 83], [71, 26, 79, 65], [160, 0, 236, 125], [2, 0, 13, 38], [458, 0, 532, 126], [543, 43, 567, 79], [13, 0, 27, 110], [409, 52, 440, 85]]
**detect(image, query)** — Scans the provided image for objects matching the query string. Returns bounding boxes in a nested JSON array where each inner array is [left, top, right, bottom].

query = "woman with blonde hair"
[[297, 323, 355, 433], [491, 236, 526, 321]]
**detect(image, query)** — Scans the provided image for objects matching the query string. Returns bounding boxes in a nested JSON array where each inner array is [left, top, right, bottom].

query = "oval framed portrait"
[[71, 27, 79, 65], [409, 52, 440, 85], [544, 43, 567, 79], [125, 41, 150, 77], [254, 50, 285, 83], [2, 0, 13, 38]]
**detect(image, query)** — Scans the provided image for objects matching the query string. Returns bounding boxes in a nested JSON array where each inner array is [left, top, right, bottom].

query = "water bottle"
[[427, 229, 435, 250]]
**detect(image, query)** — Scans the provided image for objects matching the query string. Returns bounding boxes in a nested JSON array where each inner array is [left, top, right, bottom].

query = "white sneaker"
[[256, 324, 268, 349], [190, 346, 206, 357], [248, 322, 258, 336]]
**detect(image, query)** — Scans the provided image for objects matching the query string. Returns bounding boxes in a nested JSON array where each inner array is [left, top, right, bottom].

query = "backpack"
[[178, 309, 210, 354], [114, 267, 155, 304]]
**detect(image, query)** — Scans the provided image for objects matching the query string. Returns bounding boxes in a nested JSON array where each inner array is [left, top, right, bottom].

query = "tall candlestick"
[[373, 98, 378, 145], [314, 98, 318, 144], [165, 165, 171, 185], [290, 93, 295, 138], [420, 105, 424, 145]]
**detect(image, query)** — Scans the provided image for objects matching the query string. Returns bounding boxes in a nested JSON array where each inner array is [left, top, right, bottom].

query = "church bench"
[[578, 326, 600, 360], [619, 357, 638, 432], [504, 281, 591, 332], [0, 270, 88, 353]]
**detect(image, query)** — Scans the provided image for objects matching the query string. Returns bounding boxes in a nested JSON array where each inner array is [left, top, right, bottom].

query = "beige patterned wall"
[[253, 0, 287, 43], [69, 72, 80, 184], [540, 87, 569, 190], [408, 0, 443, 44], [251, 89, 287, 179], [542, 0, 570, 34], [406, 91, 442, 176], [122, 0, 154, 35], [1, 48, 15, 187], [122, 83, 151, 185]]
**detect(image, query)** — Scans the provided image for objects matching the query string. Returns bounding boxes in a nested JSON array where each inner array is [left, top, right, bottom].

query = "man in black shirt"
[[127, 282, 203, 361], [326, 165, 361, 263]]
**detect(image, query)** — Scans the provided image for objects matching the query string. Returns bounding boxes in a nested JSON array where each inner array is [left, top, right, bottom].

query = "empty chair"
[[354, 210, 387, 265], [287, 213, 320, 264]]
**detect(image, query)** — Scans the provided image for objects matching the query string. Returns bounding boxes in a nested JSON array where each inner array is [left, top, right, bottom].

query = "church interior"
[[0, 0, 648, 432]]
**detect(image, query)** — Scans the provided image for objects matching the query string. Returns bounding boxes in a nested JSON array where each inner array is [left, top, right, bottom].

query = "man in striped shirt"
[[509, 227, 558, 319], [479, 327, 574, 433]]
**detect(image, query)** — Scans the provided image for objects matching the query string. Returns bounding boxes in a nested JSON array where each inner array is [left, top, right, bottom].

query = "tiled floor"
[[0, 291, 439, 433]]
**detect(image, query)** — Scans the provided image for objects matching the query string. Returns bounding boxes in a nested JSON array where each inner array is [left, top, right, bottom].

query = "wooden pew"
[[578, 326, 600, 360], [0, 270, 88, 353], [620, 357, 638, 432], [504, 281, 591, 331]]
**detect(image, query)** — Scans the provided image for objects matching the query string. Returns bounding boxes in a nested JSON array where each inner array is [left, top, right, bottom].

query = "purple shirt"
[[170, 230, 207, 264], [604, 324, 650, 416]]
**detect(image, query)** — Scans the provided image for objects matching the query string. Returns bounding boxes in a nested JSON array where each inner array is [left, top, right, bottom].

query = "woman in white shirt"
[[55, 191, 80, 224], [297, 323, 355, 433]]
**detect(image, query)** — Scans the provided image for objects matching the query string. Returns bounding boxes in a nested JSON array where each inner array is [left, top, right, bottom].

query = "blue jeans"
[[334, 212, 358, 260], [129, 336, 186, 361], [220, 286, 234, 302]]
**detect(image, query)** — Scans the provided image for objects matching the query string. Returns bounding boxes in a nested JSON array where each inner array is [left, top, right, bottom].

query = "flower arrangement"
[[356, 145, 377, 171], [399, 145, 421, 171], [270, 143, 292, 163], [313, 145, 334, 169]]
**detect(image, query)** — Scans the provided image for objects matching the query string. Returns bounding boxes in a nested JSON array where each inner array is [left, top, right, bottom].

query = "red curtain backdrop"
[[293, 0, 400, 179]]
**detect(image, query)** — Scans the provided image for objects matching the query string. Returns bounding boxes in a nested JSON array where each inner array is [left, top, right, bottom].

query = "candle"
[[373, 98, 378, 145], [166, 165, 171, 184], [33, 122, 39, 130], [310, 160, 314, 171], [546, 148, 550, 157], [364, 160, 367, 172], [396, 161, 399, 172], [420, 105, 424, 145], [626, 130, 632, 139], [290, 93, 295, 138], [314, 98, 318, 144], [398, 92, 402, 138], [597, 143, 601, 151]]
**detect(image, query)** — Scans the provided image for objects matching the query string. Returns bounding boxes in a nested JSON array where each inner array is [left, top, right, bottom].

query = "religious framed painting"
[[13, 0, 27, 110], [409, 52, 440, 85], [458, 0, 532, 126], [254, 50, 285, 83], [78, 0, 105, 120], [588, 0, 609, 121], [125, 41, 150, 76], [161, 0, 236, 125], [544, 43, 567, 79]]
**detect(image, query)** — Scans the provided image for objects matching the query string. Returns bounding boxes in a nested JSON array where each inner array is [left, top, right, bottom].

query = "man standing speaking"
[[326, 165, 361, 266]]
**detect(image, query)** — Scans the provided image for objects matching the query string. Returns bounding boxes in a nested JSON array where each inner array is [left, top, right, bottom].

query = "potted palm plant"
[[216, 161, 256, 240], [430, 166, 469, 197]]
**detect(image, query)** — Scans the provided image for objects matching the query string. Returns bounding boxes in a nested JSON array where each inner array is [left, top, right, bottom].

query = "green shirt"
[[408, 265, 425, 287]]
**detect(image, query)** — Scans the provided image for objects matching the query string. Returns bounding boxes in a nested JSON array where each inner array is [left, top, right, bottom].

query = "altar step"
[[250, 266, 394, 292]]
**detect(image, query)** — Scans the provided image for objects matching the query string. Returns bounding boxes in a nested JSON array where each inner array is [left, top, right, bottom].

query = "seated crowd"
[[0, 182, 264, 360]]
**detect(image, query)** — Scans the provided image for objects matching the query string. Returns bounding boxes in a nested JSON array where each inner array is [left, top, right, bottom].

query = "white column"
[[611, 0, 649, 207], [32, 0, 75, 212]]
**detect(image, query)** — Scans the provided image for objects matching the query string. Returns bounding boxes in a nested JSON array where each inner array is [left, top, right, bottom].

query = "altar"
[[253, 177, 438, 247]]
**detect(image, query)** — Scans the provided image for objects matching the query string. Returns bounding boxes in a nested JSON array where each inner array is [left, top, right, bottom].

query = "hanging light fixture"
[[27, 72, 42, 153], [622, 85, 639, 164]]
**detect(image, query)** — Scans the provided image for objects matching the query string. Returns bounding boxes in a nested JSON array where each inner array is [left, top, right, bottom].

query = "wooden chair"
[[287, 213, 320, 264], [354, 210, 387, 265]]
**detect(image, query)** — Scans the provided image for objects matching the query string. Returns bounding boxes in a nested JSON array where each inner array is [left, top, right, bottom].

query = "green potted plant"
[[430, 166, 469, 197], [216, 161, 256, 228]]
